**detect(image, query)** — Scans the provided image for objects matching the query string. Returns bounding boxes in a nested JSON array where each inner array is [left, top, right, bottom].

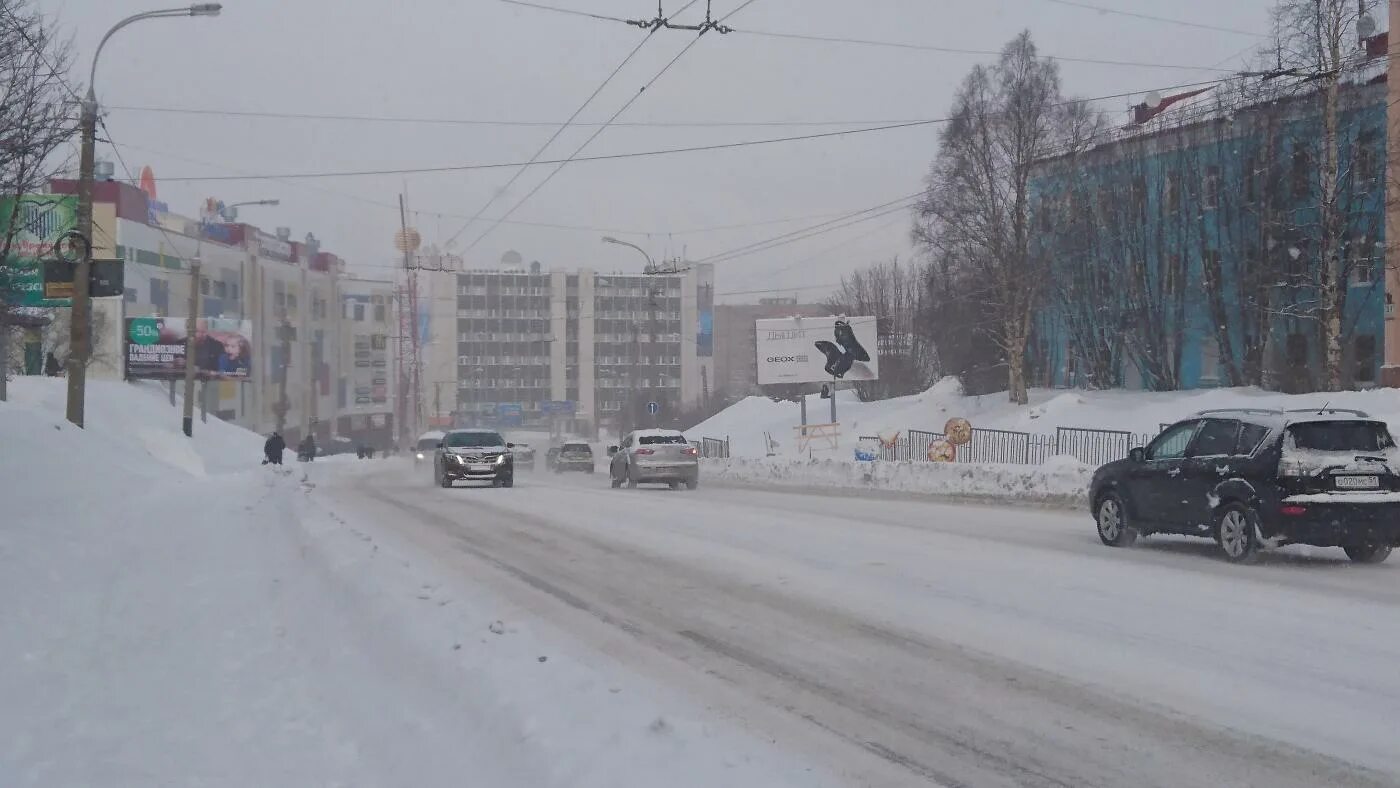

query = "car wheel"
[[500, 475, 514, 489], [1344, 543, 1392, 564], [1095, 493, 1137, 547], [440, 473, 453, 489], [626, 467, 638, 489], [1217, 503, 1261, 564]]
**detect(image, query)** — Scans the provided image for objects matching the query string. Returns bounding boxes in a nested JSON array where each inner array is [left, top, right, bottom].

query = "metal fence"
[[852, 424, 1163, 468], [700, 436, 730, 459]]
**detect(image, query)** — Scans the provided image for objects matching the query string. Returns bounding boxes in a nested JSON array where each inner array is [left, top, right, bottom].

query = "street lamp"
[[223, 198, 280, 221], [601, 236, 656, 275], [66, 4, 223, 429]]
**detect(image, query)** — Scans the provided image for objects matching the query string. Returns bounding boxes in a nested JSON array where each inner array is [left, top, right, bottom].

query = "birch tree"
[[1271, 0, 1378, 389], [915, 32, 1094, 404]]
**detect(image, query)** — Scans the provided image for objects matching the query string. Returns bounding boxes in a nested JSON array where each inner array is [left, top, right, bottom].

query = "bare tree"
[[1271, 0, 1378, 390], [0, 0, 78, 397], [826, 257, 936, 401], [916, 32, 1096, 404]]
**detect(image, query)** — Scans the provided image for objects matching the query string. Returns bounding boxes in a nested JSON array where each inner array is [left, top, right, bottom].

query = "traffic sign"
[[128, 317, 159, 346], [647, 401, 660, 415]]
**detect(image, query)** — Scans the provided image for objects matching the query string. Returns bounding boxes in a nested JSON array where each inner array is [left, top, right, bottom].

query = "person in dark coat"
[[298, 434, 317, 461], [44, 352, 62, 377], [264, 432, 285, 465]]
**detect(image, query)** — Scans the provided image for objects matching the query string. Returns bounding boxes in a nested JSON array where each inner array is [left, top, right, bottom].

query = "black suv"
[[1090, 408, 1399, 564]]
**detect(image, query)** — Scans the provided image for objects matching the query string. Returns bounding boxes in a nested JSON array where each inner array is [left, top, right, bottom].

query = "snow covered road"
[[331, 461, 1400, 788]]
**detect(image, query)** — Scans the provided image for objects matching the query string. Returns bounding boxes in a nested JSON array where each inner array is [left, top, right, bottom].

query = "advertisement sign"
[[542, 400, 576, 416], [495, 403, 523, 426], [755, 315, 879, 385], [256, 231, 294, 262], [125, 317, 254, 380], [0, 195, 79, 307], [697, 275, 714, 357]]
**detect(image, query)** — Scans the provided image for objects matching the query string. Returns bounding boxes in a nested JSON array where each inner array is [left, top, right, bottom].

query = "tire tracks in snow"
[[352, 474, 1397, 788]]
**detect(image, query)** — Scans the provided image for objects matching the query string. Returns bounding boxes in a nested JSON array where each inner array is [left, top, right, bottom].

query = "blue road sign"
[[647, 401, 660, 416]]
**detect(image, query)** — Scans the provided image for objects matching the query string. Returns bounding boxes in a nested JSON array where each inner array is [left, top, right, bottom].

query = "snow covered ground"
[[0, 379, 840, 787], [691, 377, 1400, 459], [8, 377, 1400, 787]]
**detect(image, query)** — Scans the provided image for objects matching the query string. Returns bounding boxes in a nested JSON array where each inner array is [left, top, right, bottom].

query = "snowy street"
[[329, 461, 1400, 788]]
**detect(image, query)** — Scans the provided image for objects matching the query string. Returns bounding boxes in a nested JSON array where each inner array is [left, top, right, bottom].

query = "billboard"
[[125, 317, 253, 380], [755, 315, 879, 385], [0, 195, 79, 307]]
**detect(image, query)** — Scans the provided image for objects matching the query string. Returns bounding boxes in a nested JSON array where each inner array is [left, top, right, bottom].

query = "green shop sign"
[[0, 195, 79, 307]]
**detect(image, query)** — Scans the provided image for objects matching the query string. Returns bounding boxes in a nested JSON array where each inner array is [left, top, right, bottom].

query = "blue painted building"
[[1029, 76, 1388, 393]]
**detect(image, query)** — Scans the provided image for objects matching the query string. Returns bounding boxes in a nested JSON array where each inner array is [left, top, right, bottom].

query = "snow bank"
[[691, 377, 1400, 459], [701, 455, 1093, 508], [1, 378, 836, 787]]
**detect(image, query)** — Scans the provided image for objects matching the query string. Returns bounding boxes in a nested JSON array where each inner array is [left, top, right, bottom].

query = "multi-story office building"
[[452, 263, 714, 435]]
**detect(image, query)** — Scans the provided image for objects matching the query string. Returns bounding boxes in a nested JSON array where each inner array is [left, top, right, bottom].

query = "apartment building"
[[47, 175, 392, 446], [451, 263, 714, 435]]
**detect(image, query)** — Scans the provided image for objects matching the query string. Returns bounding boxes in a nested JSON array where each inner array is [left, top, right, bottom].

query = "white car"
[[608, 429, 700, 490]]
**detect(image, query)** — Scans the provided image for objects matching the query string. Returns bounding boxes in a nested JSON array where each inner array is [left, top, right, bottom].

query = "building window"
[[354, 303, 365, 321], [1356, 335, 1377, 383], [199, 277, 210, 296], [1355, 130, 1379, 188], [150, 279, 170, 312], [1349, 236, 1378, 286], [124, 287, 137, 304], [1292, 148, 1311, 198], [374, 303, 386, 322], [1202, 166, 1220, 210]]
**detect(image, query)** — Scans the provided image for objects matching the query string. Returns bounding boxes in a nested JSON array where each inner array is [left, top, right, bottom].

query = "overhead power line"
[[1037, 0, 1263, 37], [729, 28, 1238, 73], [456, 0, 762, 251], [105, 103, 949, 128], [145, 75, 1235, 183], [441, 3, 682, 253], [497, 0, 628, 23]]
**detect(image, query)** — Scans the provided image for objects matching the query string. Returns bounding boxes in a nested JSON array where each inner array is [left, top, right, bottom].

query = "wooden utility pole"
[[1384, 0, 1400, 385], [181, 257, 201, 437]]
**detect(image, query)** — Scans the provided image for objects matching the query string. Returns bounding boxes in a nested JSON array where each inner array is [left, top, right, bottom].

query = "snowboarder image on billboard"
[[813, 318, 871, 379]]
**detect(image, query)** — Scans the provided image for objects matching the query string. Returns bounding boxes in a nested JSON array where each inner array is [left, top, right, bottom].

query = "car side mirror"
[[506, 443, 515, 448], [1129, 447, 1146, 463], [608, 446, 619, 456]]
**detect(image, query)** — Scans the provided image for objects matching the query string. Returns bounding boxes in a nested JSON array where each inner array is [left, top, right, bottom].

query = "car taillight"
[[682, 447, 699, 457], [635, 448, 655, 455], [1280, 504, 1308, 517]]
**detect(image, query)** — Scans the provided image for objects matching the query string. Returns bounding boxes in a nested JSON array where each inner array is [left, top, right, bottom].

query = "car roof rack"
[[1283, 407, 1371, 417], [1194, 407, 1285, 417]]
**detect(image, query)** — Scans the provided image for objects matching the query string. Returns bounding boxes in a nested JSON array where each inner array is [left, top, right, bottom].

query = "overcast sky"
[[41, 0, 1301, 300]]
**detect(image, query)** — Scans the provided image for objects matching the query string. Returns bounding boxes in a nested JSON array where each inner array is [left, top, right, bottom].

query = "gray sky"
[[43, 0, 1288, 300]]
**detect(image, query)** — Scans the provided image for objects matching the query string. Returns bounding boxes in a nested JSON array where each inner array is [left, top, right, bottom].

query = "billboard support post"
[[181, 256, 201, 437], [830, 378, 837, 424]]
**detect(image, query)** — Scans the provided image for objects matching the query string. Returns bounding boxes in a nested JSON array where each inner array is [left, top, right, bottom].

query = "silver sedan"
[[608, 429, 700, 490]]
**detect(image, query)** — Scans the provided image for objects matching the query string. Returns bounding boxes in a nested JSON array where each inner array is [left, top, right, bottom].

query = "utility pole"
[[1385, 0, 1400, 386], [274, 318, 291, 434], [65, 92, 97, 428], [181, 257, 201, 437], [64, 4, 223, 429]]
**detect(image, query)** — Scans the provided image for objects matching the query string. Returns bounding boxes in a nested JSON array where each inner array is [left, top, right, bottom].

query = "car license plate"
[[469, 464, 492, 473], [1335, 475, 1380, 490]]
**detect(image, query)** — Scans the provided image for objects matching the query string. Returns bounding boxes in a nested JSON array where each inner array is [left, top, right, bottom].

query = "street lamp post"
[[601, 236, 656, 275], [65, 3, 222, 429]]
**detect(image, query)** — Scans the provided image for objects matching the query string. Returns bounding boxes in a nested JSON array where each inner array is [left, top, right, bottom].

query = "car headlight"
[[416, 452, 425, 460], [495, 454, 507, 466]]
